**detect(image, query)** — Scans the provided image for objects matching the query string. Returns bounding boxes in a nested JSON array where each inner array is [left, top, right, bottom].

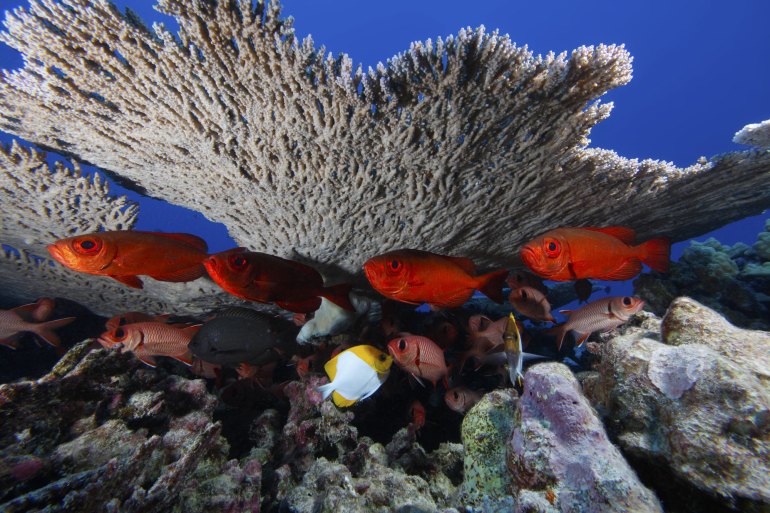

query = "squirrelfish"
[[520, 227, 670, 282], [503, 313, 524, 386], [387, 334, 448, 387], [317, 345, 392, 407], [508, 286, 555, 323], [105, 312, 172, 331], [205, 248, 354, 313], [98, 321, 198, 367], [363, 249, 508, 309], [548, 296, 645, 350], [0, 305, 75, 349], [47, 230, 209, 289], [444, 387, 482, 413], [188, 307, 298, 367]]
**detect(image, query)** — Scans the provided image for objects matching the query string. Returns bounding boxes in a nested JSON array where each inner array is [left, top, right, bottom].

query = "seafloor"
[[0, 221, 769, 513]]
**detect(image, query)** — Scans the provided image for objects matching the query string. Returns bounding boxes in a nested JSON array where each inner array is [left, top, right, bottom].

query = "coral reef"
[[584, 297, 770, 513], [734, 119, 770, 148], [634, 221, 770, 329], [0, 1, 767, 283], [0, 340, 261, 512]]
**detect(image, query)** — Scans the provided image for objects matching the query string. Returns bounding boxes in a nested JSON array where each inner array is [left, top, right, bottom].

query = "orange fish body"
[[363, 249, 508, 309], [98, 321, 198, 367], [47, 230, 209, 289], [387, 334, 448, 387], [205, 248, 353, 313], [520, 227, 670, 282]]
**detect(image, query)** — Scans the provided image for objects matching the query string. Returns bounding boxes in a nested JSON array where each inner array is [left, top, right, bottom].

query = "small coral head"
[[47, 234, 116, 273]]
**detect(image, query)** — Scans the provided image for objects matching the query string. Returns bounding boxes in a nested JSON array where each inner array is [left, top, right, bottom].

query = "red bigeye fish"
[[47, 230, 209, 289], [98, 322, 199, 367], [444, 387, 482, 413], [363, 249, 508, 309], [387, 334, 448, 388], [508, 286, 555, 323], [408, 400, 426, 431], [205, 248, 354, 314], [548, 296, 645, 350], [0, 306, 75, 349], [520, 227, 670, 282]]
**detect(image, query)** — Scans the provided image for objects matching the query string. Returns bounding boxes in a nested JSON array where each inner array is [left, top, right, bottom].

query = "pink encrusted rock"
[[509, 362, 663, 513]]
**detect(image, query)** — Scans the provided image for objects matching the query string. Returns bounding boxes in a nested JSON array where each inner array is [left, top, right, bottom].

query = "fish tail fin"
[[638, 236, 671, 273], [317, 382, 335, 400], [475, 269, 509, 304], [33, 317, 76, 347], [545, 324, 568, 352], [319, 283, 355, 311]]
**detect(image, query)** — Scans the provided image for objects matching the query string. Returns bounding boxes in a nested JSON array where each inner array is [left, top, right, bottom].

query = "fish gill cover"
[[0, 0, 768, 316]]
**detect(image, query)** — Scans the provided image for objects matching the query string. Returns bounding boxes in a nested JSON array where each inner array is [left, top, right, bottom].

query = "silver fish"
[[549, 296, 645, 350]]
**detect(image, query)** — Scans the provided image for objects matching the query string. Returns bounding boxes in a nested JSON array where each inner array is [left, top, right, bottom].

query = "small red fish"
[[105, 312, 173, 331], [508, 286, 555, 323], [205, 248, 353, 313], [293, 353, 321, 380], [0, 306, 74, 349], [98, 322, 199, 367], [408, 400, 426, 431], [548, 296, 645, 350], [444, 387, 482, 413], [363, 249, 508, 309], [520, 227, 670, 282], [47, 230, 209, 289], [387, 334, 448, 387]]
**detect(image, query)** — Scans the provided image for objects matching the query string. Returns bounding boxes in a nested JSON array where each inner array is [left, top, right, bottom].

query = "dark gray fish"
[[188, 307, 299, 367]]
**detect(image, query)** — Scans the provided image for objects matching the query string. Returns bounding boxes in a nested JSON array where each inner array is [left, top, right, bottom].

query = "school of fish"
[[1, 225, 670, 429]]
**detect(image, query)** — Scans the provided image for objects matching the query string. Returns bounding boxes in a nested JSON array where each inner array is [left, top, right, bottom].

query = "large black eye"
[[75, 237, 101, 254], [229, 254, 247, 270], [389, 259, 401, 271], [114, 328, 125, 339], [379, 354, 386, 362], [544, 238, 561, 257], [453, 391, 459, 400], [81, 240, 96, 250], [623, 297, 632, 306], [398, 339, 406, 351]]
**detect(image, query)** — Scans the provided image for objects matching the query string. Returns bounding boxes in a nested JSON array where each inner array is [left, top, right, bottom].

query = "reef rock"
[[1, 1, 769, 284], [586, 297, 770, 513], [510, 363, 662, 513], [0, 340, 261, 513]]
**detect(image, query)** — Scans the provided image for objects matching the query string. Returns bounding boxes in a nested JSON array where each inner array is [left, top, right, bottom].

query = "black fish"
[[188, 307, 299, 367]]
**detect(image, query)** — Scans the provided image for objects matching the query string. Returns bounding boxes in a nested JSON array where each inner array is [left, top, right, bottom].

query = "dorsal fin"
[[582, 226, 636, 244], [140, 231, 208, 252], [443, 255, 476, 275]]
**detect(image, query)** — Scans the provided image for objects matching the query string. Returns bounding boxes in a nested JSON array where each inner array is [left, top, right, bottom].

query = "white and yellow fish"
[[317, 345, 392, 407]]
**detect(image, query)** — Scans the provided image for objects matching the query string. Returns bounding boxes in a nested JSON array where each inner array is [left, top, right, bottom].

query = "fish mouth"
[[203, 256, 220, 277], [47, 243, 64, 263], [519, 246, 537, 268]]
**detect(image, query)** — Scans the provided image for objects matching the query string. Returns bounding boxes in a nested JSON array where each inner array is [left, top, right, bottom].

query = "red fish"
[[205, 248, 353, 313], [408, 400, 426, 431], [444, 387, 482, 413], [548, 296, 645, 350], [47, 230, 209, 289], [508, 286, 555, 323], [0, 306, 75, 349], [363, 249, 508, 309], [520, 227, 670, 282], [105, 312, 173, 331], [98, 322, 199, 367], [387, 334, 448, 387]]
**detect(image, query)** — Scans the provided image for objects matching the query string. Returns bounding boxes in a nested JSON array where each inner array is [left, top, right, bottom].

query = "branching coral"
[[0, 0, 768, 282]]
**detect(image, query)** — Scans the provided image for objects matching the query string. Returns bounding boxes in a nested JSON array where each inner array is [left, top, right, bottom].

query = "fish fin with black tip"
[[111, 275, 144, 289], [135, 354, 158, 367], [575, 332, 590, 347], [319, 283, 355, 311], [173, 352, 193, 366], [600, 259, 643, 281], [582, 226, 636, 244], [638, 236, 671, 273], [475, 269, 509, 304]]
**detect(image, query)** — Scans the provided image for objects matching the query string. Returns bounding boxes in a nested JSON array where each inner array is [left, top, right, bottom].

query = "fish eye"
[[379, 354, 387, 362], [623, 297, 632, 306], [398, 339, 406, 351], [388, 259, 401, 271], [228, 254, 248, 270], [544, 238, 561, 258], [114, 328, 125, 339], [75, 237, 101, 254], [453, 391, 459, 400], [520, 290, 528, 300]]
